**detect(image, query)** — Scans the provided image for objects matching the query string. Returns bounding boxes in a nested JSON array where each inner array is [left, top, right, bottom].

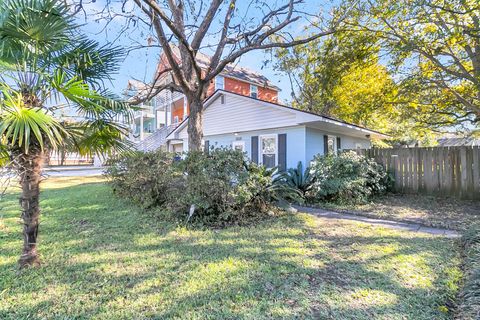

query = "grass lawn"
[[321, 194, 480, 231], [0, 177, 462, 319]]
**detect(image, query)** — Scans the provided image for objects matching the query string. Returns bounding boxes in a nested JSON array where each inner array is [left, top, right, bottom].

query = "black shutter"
[[204, 140, 210, 153], [323, 135, 329, 155], [251, 136, 259, 163], [278, 134, 287, 171], [336, 137, 341, 151]]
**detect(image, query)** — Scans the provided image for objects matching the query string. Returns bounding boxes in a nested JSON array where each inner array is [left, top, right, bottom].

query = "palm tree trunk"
[[15, 150, 44, 268]]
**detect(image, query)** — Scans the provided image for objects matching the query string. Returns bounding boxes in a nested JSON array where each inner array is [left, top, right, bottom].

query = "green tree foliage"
[[0, 0, 132, 267], [276, 30, 380, 115], [359, 0, 480, 129], [277, 0, 480, 142], [276, 30, 436, 144]]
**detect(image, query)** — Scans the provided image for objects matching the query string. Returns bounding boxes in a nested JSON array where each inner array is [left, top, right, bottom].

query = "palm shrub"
[[280, 161, 315, 202], [0, 0, 132, 267], [310, 151, 391, 204]]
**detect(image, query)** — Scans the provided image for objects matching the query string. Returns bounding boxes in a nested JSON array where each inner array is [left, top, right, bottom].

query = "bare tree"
[[115, 0, 350, 151]]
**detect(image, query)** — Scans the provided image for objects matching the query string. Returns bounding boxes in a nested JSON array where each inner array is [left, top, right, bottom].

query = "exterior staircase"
[[134, 124, 179, 152]]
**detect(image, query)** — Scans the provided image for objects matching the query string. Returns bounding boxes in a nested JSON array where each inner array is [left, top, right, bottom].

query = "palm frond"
[[0, 0, 133, 159], [0, 143, 10, 166], [72, 119, 134, 157], [0, 0, 73, 69], [0, 89, 67, 153], [53, 37, 125, 87]]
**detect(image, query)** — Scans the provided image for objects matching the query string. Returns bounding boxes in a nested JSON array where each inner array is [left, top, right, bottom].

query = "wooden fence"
[[354, 147, 480, 200]]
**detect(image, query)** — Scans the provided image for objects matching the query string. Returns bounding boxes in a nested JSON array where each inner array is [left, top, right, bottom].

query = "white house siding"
[[305, 127, 371, 164], [202, 94, 298, 136], [305, 127, 325, 163], [205, 126, 306, 169]]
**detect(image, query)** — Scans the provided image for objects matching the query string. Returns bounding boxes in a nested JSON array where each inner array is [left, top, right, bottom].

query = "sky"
[[77, 0, 337, 104]]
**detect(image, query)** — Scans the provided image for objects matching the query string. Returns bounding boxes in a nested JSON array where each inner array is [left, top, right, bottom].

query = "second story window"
[[250, 85, 258, 99], [215, 76, 224, 90]]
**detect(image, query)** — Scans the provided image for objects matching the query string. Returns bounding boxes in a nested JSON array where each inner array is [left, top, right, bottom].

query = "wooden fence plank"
[[357, 146, 479, 200], [473, 146, 480, 195]]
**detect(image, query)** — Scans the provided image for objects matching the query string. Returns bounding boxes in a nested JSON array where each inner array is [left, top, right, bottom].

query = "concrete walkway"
[[294, 205, 461, 238], [43, 166, 105, 177]]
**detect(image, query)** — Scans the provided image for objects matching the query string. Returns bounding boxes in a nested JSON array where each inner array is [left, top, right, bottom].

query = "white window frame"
[[250, 84, 258, 98], [259, 134, 278, 167], [232, 140, 245, 152], [215, 76, 225, 90]]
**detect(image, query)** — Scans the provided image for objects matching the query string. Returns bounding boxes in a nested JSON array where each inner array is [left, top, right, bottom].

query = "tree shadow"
[[0, 180, 461, 319]]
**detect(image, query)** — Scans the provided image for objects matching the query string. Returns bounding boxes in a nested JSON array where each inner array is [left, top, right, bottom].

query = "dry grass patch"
[[321, 193, 480, 231]]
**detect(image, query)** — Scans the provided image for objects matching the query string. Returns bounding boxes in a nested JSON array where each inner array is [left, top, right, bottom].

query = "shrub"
[[168, 148, 250, 225], [280, 161, 315, 201], [309, 151, 391, 204], [106, 148, 292, 227], [105, 150, 178, 209], [169, 148, 296, 226], [456, 225, 480, 320]]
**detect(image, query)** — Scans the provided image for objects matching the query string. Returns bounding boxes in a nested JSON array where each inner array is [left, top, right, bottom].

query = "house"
[[126, 46, 280, 145], [437, 136, 480, 147], [166, 90, 388, 170]]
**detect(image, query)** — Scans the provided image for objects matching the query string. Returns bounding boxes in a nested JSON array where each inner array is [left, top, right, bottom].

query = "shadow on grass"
[[0, 179, 461, 320]]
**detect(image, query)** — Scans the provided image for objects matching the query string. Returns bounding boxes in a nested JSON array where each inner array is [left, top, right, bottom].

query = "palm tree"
[[0, 0, 132, 268]]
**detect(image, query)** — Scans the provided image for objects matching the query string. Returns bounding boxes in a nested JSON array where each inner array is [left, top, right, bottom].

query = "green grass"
[[320, 194, 480, 231], [0, 177, 462, 319]]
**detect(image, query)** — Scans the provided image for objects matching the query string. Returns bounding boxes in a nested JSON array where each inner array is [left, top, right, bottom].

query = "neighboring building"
[[166, 91, 388, 170], [437, 136, 480, 147], [126, 46, 280, 147]]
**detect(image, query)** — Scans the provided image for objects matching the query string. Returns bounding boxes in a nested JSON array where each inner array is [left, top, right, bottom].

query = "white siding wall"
[[205, 126, 306, 169], [204, 94, 297, 135], [305, 127, 371, 164]]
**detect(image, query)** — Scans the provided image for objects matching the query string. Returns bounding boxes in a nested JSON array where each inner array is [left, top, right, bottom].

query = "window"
[[327, 135, 337, 154], [215, 76, 225, 90], [232, 141, 245, 152], [250, 85, 258, 98], [260, 135, 276, 168]]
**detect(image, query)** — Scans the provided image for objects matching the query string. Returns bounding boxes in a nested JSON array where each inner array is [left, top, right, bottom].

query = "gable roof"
[[158, 45, 280, 91], [166, 90, 390, 140], [437, 137, 480, 147]]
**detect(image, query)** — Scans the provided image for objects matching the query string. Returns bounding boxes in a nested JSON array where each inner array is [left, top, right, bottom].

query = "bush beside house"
[[106, 151, 177, 209], [106, 148, 296, 226], [107, 149, 391, 227], [281, 151, 391, 205]]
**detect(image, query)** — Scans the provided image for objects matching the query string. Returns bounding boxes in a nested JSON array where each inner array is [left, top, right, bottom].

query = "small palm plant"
[[281, 161, 316, 200], [0, 0, 132, 267]]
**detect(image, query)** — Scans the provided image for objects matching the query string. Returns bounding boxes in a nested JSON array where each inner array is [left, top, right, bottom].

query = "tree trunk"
[[15, 149, 44, 268], [187, 97, 204, 151]]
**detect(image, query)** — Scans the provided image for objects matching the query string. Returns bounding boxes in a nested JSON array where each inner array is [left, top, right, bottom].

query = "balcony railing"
[[134, 104, 155, 118], [155, 90, 184, 106]]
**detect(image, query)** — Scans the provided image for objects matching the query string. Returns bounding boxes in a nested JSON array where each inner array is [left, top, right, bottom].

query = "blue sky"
[[78, 0, 336, 103]]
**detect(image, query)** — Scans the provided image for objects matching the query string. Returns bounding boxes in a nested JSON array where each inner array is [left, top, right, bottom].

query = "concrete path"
[[294, 205, 461, 238], [43, 166, 105, 177]]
